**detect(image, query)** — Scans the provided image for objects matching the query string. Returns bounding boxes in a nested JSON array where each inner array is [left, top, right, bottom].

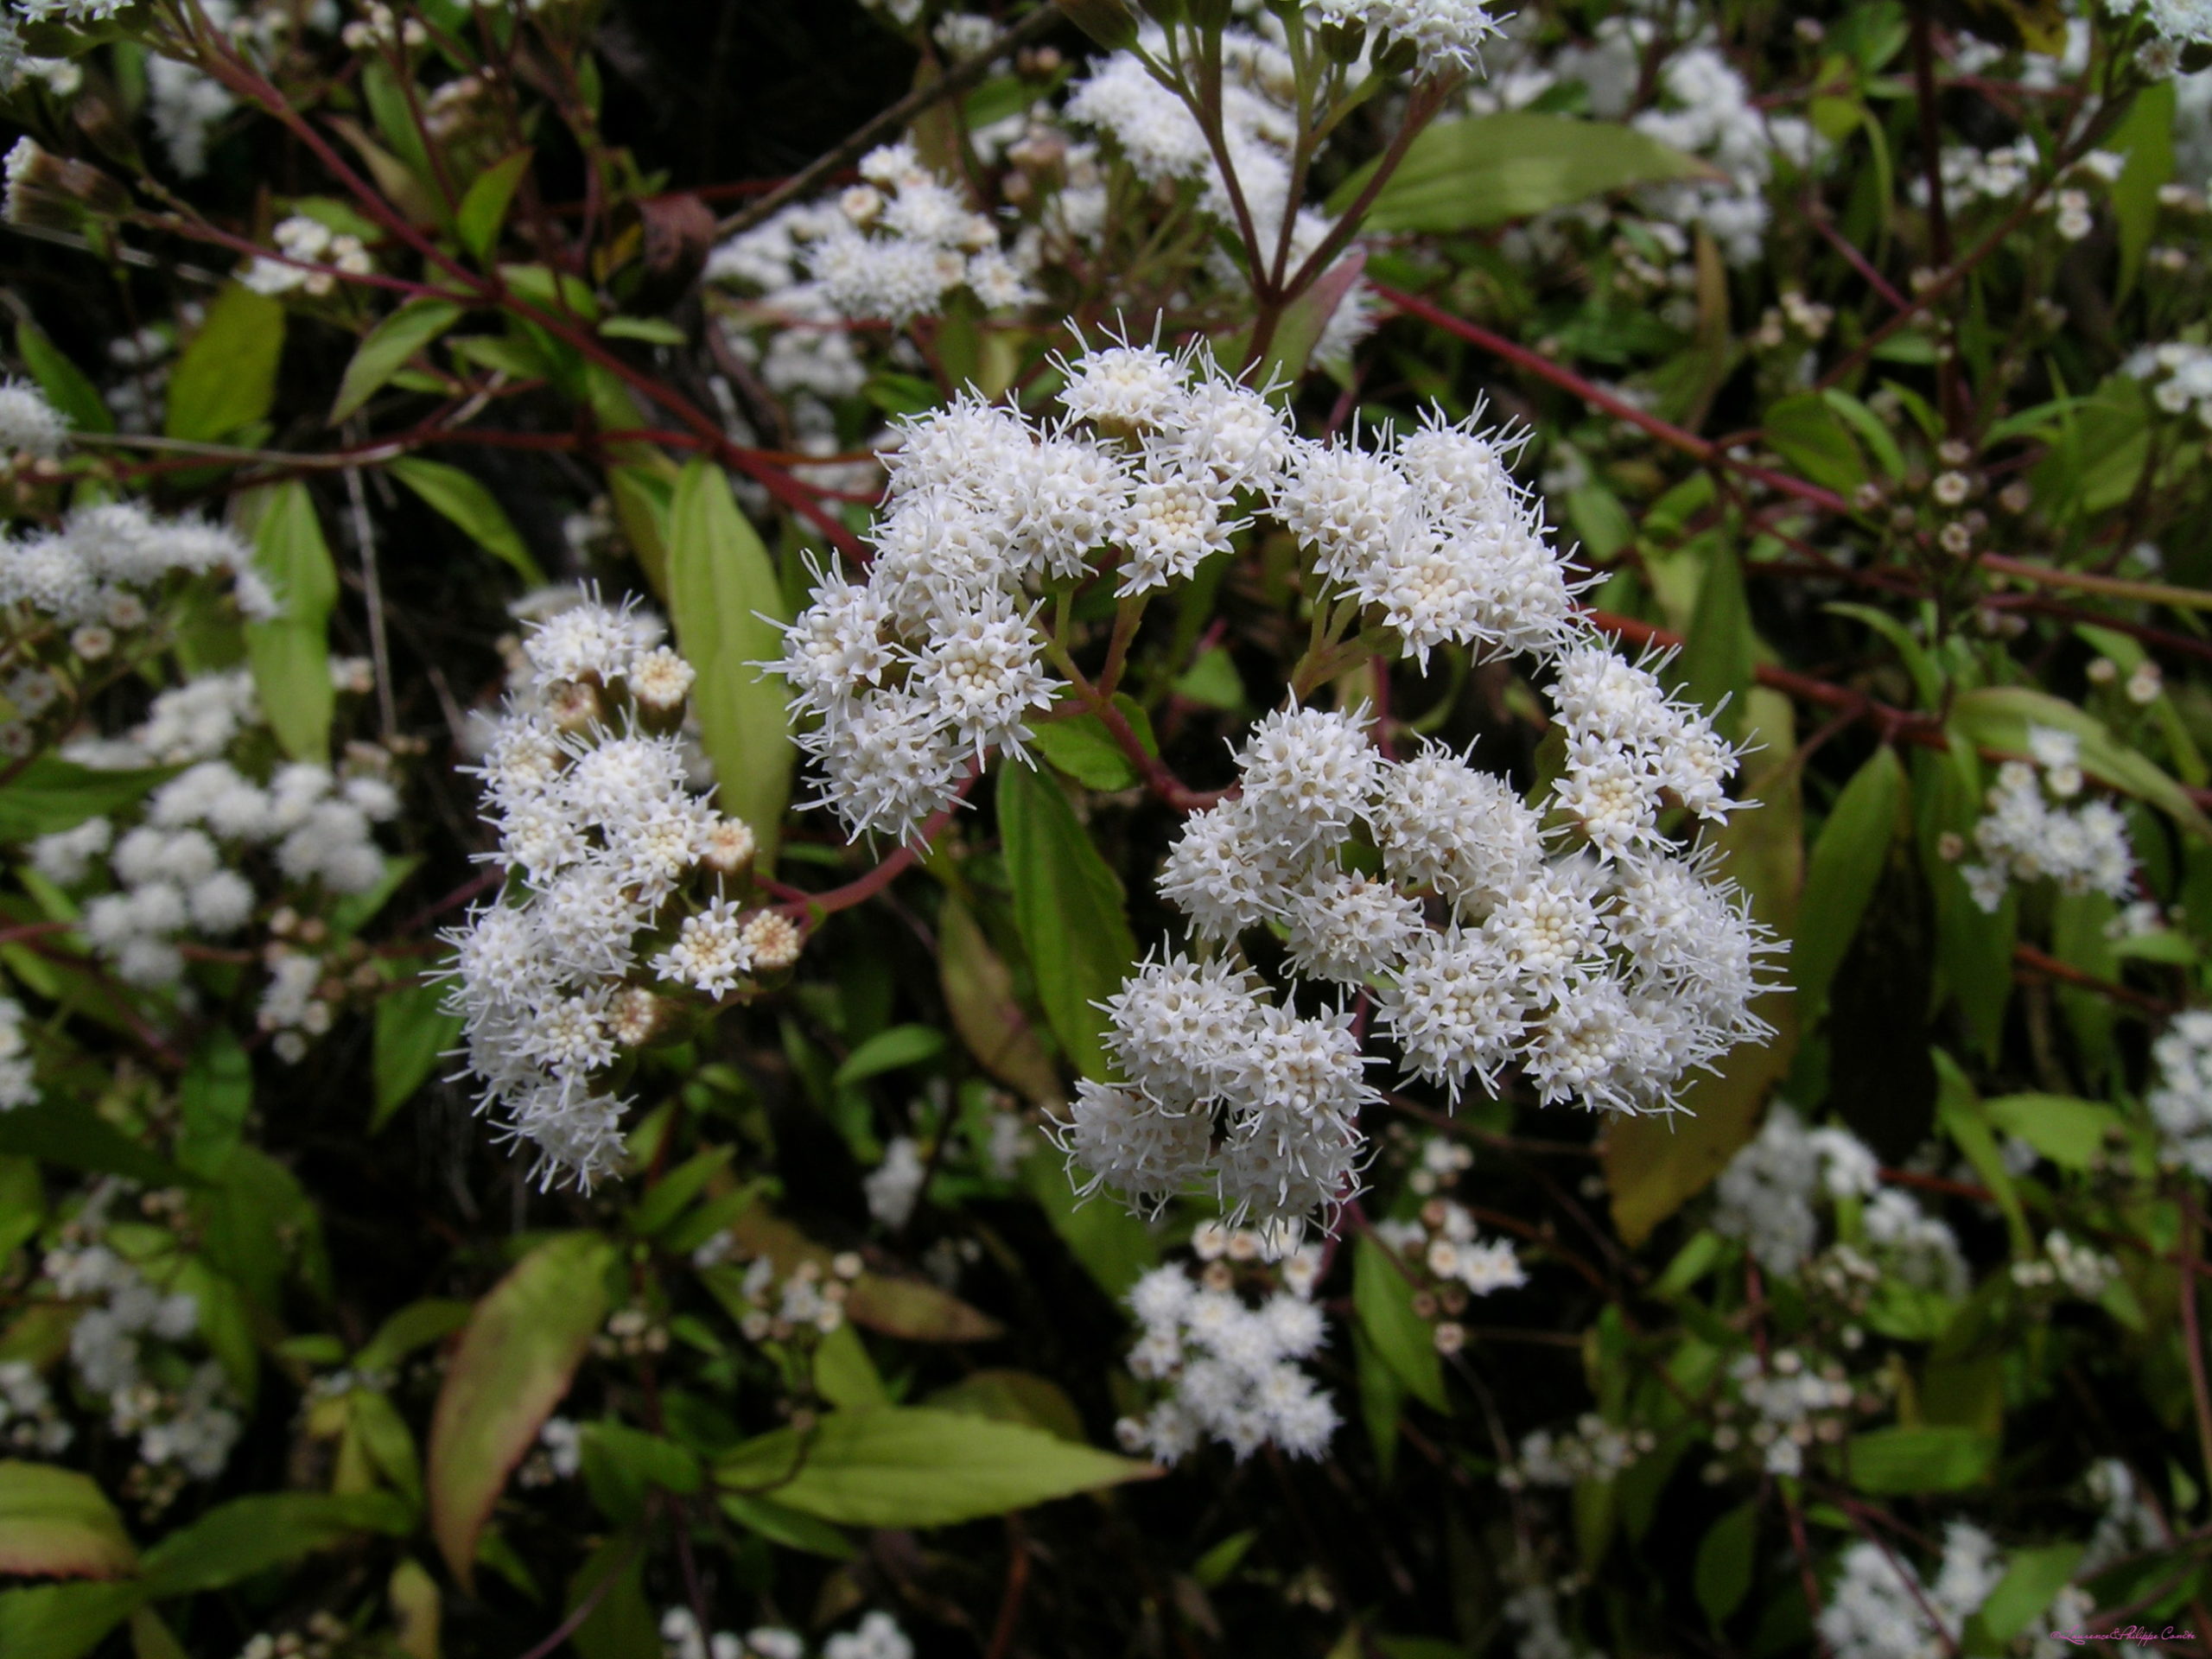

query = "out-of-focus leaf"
[[631, 1146, 734, 1239], [1842, 1426, 1996, 1493], [1949, 685, 2212, 842], [1763, 394, 1866, 494], [1334, 112, 1711, 232], [16, 320, 111, 435], [925, 1370, 1086, 1441], [387, 457, 543, 586], [166, 285, 284, 442], [426, 1231, 617, 1586], [0, 1463, 137, 1579], [176, 1027, 250, 1179], [457, 149, 533, 261], [998, 763, 1135, 1083], [0, 1582, 143, 1659], [811, 1322, 888, 1411], [1353, 1236, 1446, 1412], [372, 974, 463, 1132], [714, 1407, 1155, 1527], [938, 896, 1064, 1107], [330, 299, 465, 425], [0, 1103, 187, 1189], [388, 1560, 441, 1659], [1679, 543, 1752, 742], [2110, 79, 2175, 302], [1973, 1543, 2085, 1645], [140, 1492, 410, 1597], [0, 760, 175, 840], [667, 459, 793, 866], [1694, 1501, 1756, 1626], [355, 1299, 473, 1373], [1828, 602, 1941, 710], [1020, 1147, 1158, 1297], [716, 1491, 856, 1560], [1795, 746, 1905, 1013], [723, 1206, 1003, 1341], [1981, 1093, 2120, 1170], [129, 1608, 187, 1659], [243, 481, 337, 763], [1936, 1051, 2031, 1255], [578, 1422, 701, 1527], [564, 1532, 655, 1659], [832, 1024, 945, 1089]]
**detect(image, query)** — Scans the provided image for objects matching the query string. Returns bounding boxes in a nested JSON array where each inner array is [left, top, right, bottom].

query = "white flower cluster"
[[1958, 727, 2136, 912], [1719, 1348, 1854, 1478], [1071, 689, 1768, 1227], [2011, 1229, 2120, 1300], [1373, 1198, 1527, 1297], [1478, 18, 1822, 266], [1862, 1188, 1970, 1300], [0, 1358, 70, 1454], [1502, 1414, 1649, 1490], [34, 751, 397, 991], [1065, 30, 1376, 359], [44, 1237, 241, 1481], [0, 995, 35, 1109], [1310, 0, 1505, 79], [2130, 340, 2212, 429], [446, 596, 796, 1189], [813, 142, 1038, 321], [1711, 1104, 1881, 1275], [2149, 1008, 2212, 1178], [0, 377, 67, 459], [1116, 1248, 1340, 1464], [659, 1608, 810, 1659], [1818, 1522, 2004, 1659], [699, 1252, 856, 1343], [240, 213, 373, 297], [0, 500, 276, 637], [863, 1134, 927, 1229], [2146, 0, 2212, 48]]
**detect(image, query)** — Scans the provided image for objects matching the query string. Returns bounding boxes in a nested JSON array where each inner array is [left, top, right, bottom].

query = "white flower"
[[0, 378, 68, 457]]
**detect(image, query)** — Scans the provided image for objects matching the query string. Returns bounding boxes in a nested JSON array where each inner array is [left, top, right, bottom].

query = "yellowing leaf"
[[0, 1463, 137, 1580], [426, 1232, 616, 1586]]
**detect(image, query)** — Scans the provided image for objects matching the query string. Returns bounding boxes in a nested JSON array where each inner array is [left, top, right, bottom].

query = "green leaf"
[[426, 1232, 617, 1587], [1762, 394, 1866, 494], [1974, 1542, 2085, 1645], [1949, 685, 2212, 842], [713, 1407, 1155, 1528], [1353, 1236, 1447, 1412], [1981, 1093, 2119, 1171], [0, 1103, 187, 1189], [666, 460, 794, 866], [386, 456, 544, 586], [1794, 746, 1905, 1013], [175, 1027, 251, 1179], [563, 1532, 656, 1659], [832, 1024, 945, 1089], [924, 1369, 1085, 1441], [630, 1146, 734, 1239], [2110, 79, 2175, 302], [141, 1492, 410, 1598], [1820, 389, 1904, 481], [354, 1298, 474, 1373], [1678, 543, 1752, 741], [0, 1463, 137, 1580], [244, 481, 337, 763], [1842, 1426, 1996, 1494], [372, 974, 462, 1132], [0, 1582, 143, 1659], [1935, 1050, 2031, 1256], [716, 1491, 856, 1560], [579, 1422, 701, 1527], [165, 286, 285, 443], [1694, 1501, 1756, 1627], [348, 1388, 423, 1505], [16, 320, 112, 435], [0, 760, 175, 840], [330, 300, 465, 426], [1191, 1530, 1257, 1590], [1334, 112, 1711, 233], [1827, 602, 1941, 711], [1030, 713, 1140, 791], [600, 316, 688, 346], [1019, 1148, 1158, 1297], [997, 764, 1136, 1083], [457, 149, 533, 262]]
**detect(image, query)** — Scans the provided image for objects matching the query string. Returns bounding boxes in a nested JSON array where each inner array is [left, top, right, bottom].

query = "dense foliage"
[[0, 0, 2210, 1655]]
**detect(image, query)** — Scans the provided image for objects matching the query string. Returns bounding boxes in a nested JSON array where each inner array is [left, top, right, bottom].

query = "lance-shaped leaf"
[[140, 1492, 411, 1598], [667, 460, 794, 866], [426, 1231, 617, 1586], [0, 760, 175, 841], [387, 457, 544, 586], [330, 299, 465, 425], [0, 1463, 137, 1580], [243, 482, 338, 764], [997, 763, 1135, 1083], [938, 895, 1063, 1108], [1794, 745, 1905, 1014], [166, 285, 284, 443], [714, 1407, 1155, 1528]]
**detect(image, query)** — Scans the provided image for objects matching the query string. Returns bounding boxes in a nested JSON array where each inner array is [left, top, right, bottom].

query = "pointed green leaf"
[[666, 459, 793, 865], [0, 760, 175, 841], [1841, 1426, 1995, 1494], [330, 299, 466, 426], [0, 1582, 143, 1659], [713, 1407, 1155, 1528], [457, 149, 534, 262], [16, 320, 112, 435], [243, 481, 337, 763], [831, 1024, 945, 1089], [372, 974, 463, 1131], [1353, 1236, 1447, 1412], [176, 1027, 251, 1179], [140, 1492, 410, 1597], [1794, 746, 1905, 1013], [997, 763, 1135, 1083], [387, 456, 544, 585]]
